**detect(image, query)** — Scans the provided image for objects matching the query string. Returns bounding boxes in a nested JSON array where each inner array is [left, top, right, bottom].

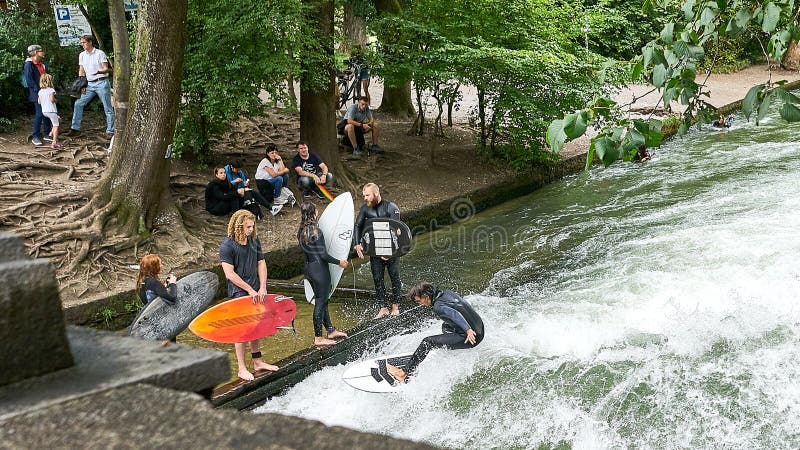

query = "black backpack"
[[69, 76, 88, 98]]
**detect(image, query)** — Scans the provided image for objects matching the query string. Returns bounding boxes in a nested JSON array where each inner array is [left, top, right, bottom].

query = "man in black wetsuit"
[[386, 281, 484, 383], [353, 182, 402, 319]]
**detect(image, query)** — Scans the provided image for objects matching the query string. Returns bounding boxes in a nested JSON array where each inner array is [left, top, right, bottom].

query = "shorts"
[[43, 112, 59, 127], [359, 67, 369, 81]]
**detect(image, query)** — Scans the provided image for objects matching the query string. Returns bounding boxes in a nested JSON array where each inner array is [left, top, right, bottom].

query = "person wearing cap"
[[23, 44, 52, 147], [386, 281, 484, 383], [68, 35, 114, 136]]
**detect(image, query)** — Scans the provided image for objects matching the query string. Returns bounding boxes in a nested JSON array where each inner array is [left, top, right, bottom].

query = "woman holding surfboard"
[[298, 202, 349, 346], [136, 254, 177, 306]]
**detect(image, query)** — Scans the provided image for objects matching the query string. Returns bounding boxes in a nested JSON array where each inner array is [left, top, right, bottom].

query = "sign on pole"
[[52, 5, 92, 47], [124, 0, 138, 11]]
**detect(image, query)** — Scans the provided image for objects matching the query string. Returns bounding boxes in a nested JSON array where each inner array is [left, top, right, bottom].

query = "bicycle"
[[336, 55, 367, 110]]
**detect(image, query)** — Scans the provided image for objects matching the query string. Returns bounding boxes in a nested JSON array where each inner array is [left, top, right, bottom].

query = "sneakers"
[[273, 197, 287, 206], [303, 191, 313, 198], [62, 128, 80, 137], [42, 136, 53, 143], [314, 190, 325, 199], [31, 137, 44, 146], [270, 205, 283, 216], [371, 144, 384, 154], [353, 147, 364, 157]]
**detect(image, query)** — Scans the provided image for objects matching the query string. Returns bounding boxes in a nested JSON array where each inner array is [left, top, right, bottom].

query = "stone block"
[[0, 384, 440, 449], [0, 233, 26, 264], [0, 326, 230, 421], [0, 255, 73, 387]]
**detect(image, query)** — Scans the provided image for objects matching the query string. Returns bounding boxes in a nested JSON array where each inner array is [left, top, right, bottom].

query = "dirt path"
[[0, 65, 797, 307]]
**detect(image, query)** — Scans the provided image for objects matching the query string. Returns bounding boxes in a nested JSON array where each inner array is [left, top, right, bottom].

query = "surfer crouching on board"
[[298, 202, 349, 346], [220, 209, 280, 381], [386, 281, 484, 383]]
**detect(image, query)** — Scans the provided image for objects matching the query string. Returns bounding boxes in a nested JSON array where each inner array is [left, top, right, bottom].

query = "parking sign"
[[52, 4, 92, 46]]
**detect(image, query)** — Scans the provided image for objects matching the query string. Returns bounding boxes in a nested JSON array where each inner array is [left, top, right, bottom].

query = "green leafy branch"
[[548, 0, 800, 169]]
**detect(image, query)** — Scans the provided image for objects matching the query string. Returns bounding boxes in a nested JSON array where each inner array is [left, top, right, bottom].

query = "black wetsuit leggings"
[[370, 257, 401, 308], [404, 324, 484, 376], [306, 261, 334, 337]]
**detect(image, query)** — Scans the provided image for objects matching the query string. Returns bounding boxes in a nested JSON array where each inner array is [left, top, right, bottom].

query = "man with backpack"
[[23, 44, 52, 147]]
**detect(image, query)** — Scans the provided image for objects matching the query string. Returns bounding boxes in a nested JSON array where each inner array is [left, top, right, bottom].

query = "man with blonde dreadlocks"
[[219, 209, 279, 381]]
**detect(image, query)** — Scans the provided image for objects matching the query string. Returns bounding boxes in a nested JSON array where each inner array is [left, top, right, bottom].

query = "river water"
[[255, 109, 800, 448]]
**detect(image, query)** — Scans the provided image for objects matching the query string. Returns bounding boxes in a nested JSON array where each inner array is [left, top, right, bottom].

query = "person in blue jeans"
[[291, 142, 333, 198], [23, 44, 51, 146], [69, 35, 114, 136], [255, 144, 291, 204]]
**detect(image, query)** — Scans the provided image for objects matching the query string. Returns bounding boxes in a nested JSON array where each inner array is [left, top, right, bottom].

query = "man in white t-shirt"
[[67, 35, 114, 136]]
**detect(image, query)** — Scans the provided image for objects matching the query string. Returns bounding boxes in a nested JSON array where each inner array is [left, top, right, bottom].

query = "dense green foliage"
[[582, 0, 674, 60], [549, 0, 800, 168], [174, 0, 314, 162], [373, 0, 623, 168], [2, 0, 782, 171]]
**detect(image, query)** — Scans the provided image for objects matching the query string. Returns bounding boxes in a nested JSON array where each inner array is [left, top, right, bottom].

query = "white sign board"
[[52, 5, 92, 47], [124, 0, 138, 11]]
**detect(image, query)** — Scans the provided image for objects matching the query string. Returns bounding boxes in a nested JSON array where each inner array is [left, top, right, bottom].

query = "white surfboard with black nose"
[[342, 353, 413, 393]]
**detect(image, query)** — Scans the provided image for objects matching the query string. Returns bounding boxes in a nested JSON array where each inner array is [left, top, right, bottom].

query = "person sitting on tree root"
[[386, 281, 484, 383], [225, 161, 274, 218], [292, 142, 333, 199], [219, 209, 279, 381], [337, 97, 383, 157]]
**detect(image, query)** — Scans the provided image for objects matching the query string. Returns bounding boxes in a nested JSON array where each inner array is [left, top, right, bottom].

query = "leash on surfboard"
[[276, 319, 296, 333], [275, 295, 296, 333]]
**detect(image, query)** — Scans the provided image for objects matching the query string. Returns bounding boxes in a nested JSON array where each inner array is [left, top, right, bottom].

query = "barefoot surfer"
[[298, 202, 349, 347], [220, 209, 279, 381], [386, 281, 484, 383]]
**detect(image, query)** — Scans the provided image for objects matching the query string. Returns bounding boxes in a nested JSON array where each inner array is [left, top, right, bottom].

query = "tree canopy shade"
[[548, 0, 800, 168], [373, 0, 619, 167], [174, 0, 312, 161]]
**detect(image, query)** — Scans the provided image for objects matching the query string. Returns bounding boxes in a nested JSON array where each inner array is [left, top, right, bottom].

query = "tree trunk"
[[477, 87, 486, 152], [107, 0, 130, 142], [100, 0, 188, 233], [78, 5, 107, 52], [374, 0, 415, 118], [379, 83, 415, 118], [342, 3, 367, 51], [300, 0, 358, 190], [782, 39, 800, 71]]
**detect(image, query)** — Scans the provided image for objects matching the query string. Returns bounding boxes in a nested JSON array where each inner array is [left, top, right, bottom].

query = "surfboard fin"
[[276, 319, 296, 333]]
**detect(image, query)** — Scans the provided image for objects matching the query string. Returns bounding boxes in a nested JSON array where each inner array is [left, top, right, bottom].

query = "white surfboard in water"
[[342, 353, 413, 393]]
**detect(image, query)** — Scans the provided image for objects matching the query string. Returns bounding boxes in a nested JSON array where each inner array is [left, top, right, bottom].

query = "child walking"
[[37, 73, 62, 149]]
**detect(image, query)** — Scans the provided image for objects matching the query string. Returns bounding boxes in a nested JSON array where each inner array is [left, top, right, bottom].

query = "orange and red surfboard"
[[188, 294, 296, 343]]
